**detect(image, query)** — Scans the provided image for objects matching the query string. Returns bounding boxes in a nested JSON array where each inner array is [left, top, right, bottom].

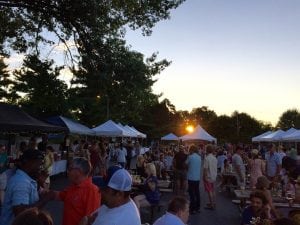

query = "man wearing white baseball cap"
[[80, 165, 141, 225]]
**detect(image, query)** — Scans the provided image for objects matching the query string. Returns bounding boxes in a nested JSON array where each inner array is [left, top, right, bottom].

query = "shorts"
[[204, 181, 214, 192], [174, 169, 187, 180]]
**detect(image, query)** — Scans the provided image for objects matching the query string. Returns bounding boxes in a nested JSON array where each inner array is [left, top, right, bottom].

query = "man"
[[232, 146, 246, 188], [265, 144, 282, 182], [0, 150, 53, 225], [153, 196, 189, 225], [186, 145, 201, 214], [203, 144, 218, 210], [242, 191, 269, 225], [0, 144, 8, 204], [37, 134, 48, 153], [55, 158, 100, 225], [173, 146, 188, 195], [81, 165, 140, 225]]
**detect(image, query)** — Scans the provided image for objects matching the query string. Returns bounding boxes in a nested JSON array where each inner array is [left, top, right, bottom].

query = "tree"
[[0, 1, 185, 67], [190, 106, 217, 132], [138, 98, 179, 138], [277, 109, 300, 129], [0, 56, 17, 102], [12, 54, 69, 117], [68, 41, 170, 126]]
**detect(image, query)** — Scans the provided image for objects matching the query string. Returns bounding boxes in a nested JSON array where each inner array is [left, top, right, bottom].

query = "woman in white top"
[[116, 143, 127, 168]]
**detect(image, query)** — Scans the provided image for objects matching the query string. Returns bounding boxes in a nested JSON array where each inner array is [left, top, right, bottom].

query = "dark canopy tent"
[[0, 103, 66, 133], [47, 116, 95, 136]]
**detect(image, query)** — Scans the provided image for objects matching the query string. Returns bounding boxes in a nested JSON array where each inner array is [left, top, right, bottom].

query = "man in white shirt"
[[153, 196, 189, 225], [232, 146, 246, 188], [80, 165, 140, 225], [203, 144, 218, 210]]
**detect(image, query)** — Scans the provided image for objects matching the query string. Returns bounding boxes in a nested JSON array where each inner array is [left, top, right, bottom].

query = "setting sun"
[[185, 125, 194, 133]]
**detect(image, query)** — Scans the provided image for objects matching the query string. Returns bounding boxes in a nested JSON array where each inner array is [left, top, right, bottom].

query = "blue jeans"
[[188, 180, 200, 211]]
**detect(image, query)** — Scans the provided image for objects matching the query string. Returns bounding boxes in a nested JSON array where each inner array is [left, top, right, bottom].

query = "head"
[[205, 144, 215, 154], [251, 149, 259, 159], [46, 146, 54, 153], [41, 134, 48, 143], [256, 176, 271, 190], [249, 191, 268, 213], [0, 144, 6, 153], [19, 149, 44, 180], [268, 143, 276, 153], [19, 141, 27, 152], [100, 166, 132, 208], [67, 158, 91, 184], [235, 146, 243, 155], [189, 145, 198, 154], [168, 196, 190, 224], [12, 207, 53, 225], [145, 163, 157, 177]]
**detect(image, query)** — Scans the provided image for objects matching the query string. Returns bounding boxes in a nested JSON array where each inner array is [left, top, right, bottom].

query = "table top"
[[234, 189, 252, 199]]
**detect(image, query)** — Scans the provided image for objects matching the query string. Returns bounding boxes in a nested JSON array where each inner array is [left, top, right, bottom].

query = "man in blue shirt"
[[265, 144, 282, 182], [153, 196, 189, 225], [0, 149, 54, 225], [186, 145, 201, 214]]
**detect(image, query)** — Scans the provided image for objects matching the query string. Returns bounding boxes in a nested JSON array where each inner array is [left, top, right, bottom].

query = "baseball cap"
[[20, 149, 44, 162], [100, 165, 132, 191]]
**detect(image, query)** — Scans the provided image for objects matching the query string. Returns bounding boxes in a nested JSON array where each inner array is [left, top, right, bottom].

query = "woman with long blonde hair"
[[134, 163, 160, 210]]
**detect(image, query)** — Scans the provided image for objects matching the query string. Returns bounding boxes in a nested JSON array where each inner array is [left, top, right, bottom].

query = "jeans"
[[188, 180, 200, 211]]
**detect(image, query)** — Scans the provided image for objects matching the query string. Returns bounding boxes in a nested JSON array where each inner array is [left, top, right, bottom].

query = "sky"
[[125, 0, 300, 125]]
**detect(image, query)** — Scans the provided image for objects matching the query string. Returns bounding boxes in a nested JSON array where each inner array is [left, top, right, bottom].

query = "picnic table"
[[233, 189, 300, 211]]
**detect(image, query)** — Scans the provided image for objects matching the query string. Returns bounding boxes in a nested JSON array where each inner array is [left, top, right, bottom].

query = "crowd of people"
[[0, 135, 299, 225]]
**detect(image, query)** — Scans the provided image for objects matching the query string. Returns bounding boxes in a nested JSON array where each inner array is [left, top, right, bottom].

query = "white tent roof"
[[60, 116, 95, 136], [130, 126, 147, 138], [161, 133, 179, 141], [118, 123, 138, 137], [281, 129, 300, 141], [252, 131, 272, 142], [180, 125, 216, 142], [280, 128, 298, 140], [93, 120, 130, 137], [260, 129, 285, 142]]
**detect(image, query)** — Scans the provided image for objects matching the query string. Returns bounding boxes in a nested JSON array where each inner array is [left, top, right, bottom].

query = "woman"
[[256, 176, 280, 219], [136, 155, 146, 177], [134, 163, 160, 210], [116, 143, 127, 168], [247, 149, 265, 189], [89, 141, 100, 175], [98, 141, 107, 176], [242, 190, 270, 225], [43, 146, 54, 190]]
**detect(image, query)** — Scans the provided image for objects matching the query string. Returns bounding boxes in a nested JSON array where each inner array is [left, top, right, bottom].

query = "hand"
[[79, 213, 98, 225], [40, 190, 56, 201]]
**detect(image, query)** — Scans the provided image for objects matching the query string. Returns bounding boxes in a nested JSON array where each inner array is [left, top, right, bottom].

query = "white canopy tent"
[[282, 129, 300, 142], [280, 128, 298, 141], [180, 125, 216, 142], [260, 129, 285, 142], [117, 123, 138, 138], [252, 131, 272, 142], [129, 126, 147, 138], [93, 120, 131, 137], [161, 133, 179, 141]]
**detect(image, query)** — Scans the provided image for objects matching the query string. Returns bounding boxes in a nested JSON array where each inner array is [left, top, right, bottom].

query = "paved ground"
[[45, 174, 241, 225]]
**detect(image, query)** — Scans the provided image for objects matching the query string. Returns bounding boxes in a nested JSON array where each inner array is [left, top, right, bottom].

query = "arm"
[[12, 190, 56, 216]]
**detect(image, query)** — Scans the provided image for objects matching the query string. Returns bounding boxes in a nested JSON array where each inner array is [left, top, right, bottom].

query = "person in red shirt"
[[54, 158, 101, 225]]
